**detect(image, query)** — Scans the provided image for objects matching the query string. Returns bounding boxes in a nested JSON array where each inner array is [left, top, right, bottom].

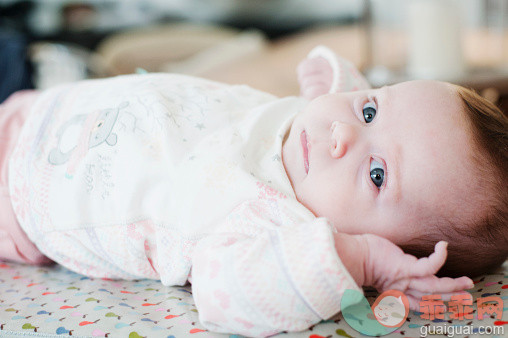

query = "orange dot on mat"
[[189, 328, 206, 334]]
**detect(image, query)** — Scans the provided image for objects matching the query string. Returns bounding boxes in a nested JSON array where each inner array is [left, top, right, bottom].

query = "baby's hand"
[[297, 56, 334, 100], [362, 234, 474, 311]]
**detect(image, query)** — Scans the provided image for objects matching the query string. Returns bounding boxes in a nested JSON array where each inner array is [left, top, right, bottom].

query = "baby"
[[0, 46, 506, 336]]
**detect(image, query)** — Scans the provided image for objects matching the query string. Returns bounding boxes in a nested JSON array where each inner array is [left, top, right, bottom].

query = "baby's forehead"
[[391, 81, 465, 128], [385, 84, 478, 224], [401, 150, 480, 226], [391, 80, 460, 109], [373, 81, 461, 125], [389, 79, 452, 93]]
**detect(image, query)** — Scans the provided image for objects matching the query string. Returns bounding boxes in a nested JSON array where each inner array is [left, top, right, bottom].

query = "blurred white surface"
[[30, 42, 89, 89]]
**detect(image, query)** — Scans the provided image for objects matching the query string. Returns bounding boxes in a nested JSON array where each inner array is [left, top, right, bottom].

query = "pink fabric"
[[0, 90, 52, 265]]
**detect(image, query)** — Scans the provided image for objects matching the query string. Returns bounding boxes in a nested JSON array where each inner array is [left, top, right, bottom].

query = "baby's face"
[[282, 80, 477, 244]]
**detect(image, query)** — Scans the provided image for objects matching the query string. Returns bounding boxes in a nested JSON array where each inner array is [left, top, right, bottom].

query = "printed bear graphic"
[[48, 102, 128, 176]]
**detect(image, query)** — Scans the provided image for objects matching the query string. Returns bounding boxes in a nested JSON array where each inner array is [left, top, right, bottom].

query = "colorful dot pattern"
[[0, 261, 506, 337]]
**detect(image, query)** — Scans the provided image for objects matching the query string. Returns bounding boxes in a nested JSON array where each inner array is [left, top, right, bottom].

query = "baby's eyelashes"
[[370, 158, 385, 189], [363, 100, 377, 123]]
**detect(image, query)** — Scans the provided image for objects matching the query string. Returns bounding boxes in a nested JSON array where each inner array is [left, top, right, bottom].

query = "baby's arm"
[[297, 55, 335, 100], [333, 232, 474, 310], [190, 199, 361, 336], [191, 199, 473, 336]]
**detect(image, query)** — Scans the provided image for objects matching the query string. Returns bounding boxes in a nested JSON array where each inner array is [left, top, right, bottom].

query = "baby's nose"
[[329, 121, 357, 158]]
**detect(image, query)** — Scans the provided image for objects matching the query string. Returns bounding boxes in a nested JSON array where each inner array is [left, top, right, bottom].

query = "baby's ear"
[[307, 45, 371, 93]]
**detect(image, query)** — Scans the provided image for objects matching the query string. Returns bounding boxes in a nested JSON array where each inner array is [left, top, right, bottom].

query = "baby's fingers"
[[300, 81, 331, 100], [406, 294, 425, 312], [408, 275, 474, 294], [406, 290, 473, 312], [297, 57, 330, 79], [407, 289, 472, 303], [408, 241, 448, 277]]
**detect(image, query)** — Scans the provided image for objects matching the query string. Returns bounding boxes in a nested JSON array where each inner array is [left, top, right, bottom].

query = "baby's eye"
[[370, 159, 385, 188], [362, 100, 377, 123]]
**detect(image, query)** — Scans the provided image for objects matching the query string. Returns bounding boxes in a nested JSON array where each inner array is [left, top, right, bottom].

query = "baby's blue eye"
[[363, 101, 377, 123], [370, 159, 385, 188]]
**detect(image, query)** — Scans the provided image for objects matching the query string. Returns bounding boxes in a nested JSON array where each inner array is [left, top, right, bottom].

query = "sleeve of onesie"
[[190, 198, 362, 337]]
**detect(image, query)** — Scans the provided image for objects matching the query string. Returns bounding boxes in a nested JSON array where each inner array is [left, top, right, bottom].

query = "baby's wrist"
[[333, 232, 368, 287]]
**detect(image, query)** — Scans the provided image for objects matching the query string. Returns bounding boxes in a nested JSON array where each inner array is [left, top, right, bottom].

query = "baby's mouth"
[[300, 130, 309, 174]]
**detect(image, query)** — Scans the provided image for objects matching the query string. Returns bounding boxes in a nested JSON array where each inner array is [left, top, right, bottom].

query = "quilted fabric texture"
[[0, 261, 507, 337]]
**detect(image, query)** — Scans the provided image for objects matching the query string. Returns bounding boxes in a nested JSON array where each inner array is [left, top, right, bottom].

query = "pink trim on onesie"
[[0, 91, 52, 265], [66, 110, 100, 177]]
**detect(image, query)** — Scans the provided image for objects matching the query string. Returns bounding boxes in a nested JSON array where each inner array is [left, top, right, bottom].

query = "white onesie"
[[9, 72, 363, 336]]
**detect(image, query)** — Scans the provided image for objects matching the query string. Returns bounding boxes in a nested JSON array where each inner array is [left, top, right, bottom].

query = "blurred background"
[[1, 0, 508, 108]]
